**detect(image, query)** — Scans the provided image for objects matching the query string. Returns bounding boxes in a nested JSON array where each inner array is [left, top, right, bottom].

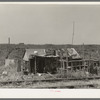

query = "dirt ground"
[[0, 78, 100, 89], [0, 65, 100, 89]]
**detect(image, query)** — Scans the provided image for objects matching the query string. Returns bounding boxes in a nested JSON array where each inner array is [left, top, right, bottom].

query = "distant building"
[[15, 43, 25, 49]]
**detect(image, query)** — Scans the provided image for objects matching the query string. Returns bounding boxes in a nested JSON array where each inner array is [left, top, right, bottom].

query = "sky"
[[0, 4, 100, 44]]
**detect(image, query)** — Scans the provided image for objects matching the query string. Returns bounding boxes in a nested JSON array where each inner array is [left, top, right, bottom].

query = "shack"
[[5, 48, 25, 72], [22, 49, 60, 74], [59, 48, 100, 75]]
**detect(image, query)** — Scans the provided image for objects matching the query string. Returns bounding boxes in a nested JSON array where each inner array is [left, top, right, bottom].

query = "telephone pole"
[[8, 37, 10, 44], [72, 21, 75, 45]]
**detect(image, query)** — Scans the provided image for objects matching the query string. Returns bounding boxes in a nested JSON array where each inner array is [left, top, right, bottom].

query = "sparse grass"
[[0, 44, 100, 88], [0, 65, 99, 89], [56, 70, 90, 79], [0, 79, 100, 88]]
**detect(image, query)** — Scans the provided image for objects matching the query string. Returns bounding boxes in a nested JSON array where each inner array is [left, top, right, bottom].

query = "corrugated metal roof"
[[23, 49, 46, 61], [67, 48, 81, 59]]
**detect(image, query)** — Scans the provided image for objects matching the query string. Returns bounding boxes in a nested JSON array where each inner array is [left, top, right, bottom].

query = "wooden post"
[[79, 61, 81, 71], [63, 61, 64, 69], [71, 61, 72, 71], [62, 60, 64, 75], [83, 43, 85, 59], [88, 54, 91, 74], [60, 51, 63, 74], [71, 61, 73, 78], [29, 59, 31, 73], [66, 50, 68, 78], [83, 43, 85, 72], [82, 43, 86, 78], [72, 21, 75, 45], [34, 56, 37, 74]]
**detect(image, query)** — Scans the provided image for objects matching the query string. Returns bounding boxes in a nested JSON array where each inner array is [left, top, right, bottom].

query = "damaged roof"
[[67, 48, 81, 59], [23, 49, 46, 61]]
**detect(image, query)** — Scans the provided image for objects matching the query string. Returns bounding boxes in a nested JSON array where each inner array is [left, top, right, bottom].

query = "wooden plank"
[[59, 59, 99, 62], [34, 56, 37, 74]]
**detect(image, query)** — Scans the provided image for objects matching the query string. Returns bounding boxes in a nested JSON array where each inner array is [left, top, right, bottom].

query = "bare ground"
[[0, 78, 100, 89], [0, 65, 100, 89]]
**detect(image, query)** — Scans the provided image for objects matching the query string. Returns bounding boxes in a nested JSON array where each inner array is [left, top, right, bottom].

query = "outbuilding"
[[22, 49, 60, 74]]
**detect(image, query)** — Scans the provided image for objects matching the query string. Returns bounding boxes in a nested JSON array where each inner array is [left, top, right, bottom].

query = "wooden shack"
[[59, 48, 100, 75], [29, 56, 60, 74], [22, 49, 60, 74]]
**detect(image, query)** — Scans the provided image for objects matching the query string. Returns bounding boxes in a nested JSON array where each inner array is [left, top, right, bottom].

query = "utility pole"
[[72, 21, 75, 45], [83, 43, 85, 59], [6, 37, 10, 59], [8, 37, 10, 44]]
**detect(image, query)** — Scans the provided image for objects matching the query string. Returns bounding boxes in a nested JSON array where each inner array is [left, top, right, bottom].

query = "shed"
[[22, 49, 60, 74], [5, 48, 25, 72]]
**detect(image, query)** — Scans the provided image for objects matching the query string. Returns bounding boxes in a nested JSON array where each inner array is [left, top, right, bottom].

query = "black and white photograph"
[[0, 2, 100, 90]]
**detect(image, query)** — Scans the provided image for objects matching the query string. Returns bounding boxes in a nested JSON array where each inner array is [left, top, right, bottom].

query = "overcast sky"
[[0, 4, 100, 44]]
